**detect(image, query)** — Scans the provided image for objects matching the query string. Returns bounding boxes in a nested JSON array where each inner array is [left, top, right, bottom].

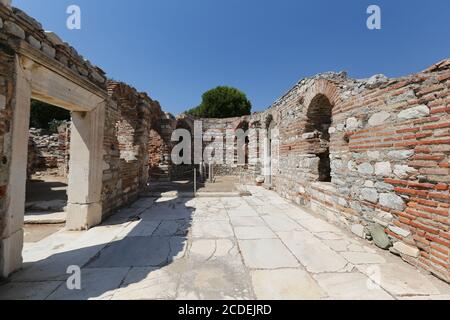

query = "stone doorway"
[[1, 55, 106, 277], [25, 100, 70, 225]]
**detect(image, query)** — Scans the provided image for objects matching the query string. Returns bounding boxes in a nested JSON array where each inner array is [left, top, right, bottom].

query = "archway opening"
[[235, 121, 249, 167], [305, 94, 332, 182]]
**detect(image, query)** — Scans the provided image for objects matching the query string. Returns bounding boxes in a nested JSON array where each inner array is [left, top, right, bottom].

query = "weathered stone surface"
[[357, 263, 440, 296], [117, 220, 160, 238], [41, 43, 56, 58], [393, 165, 417, 179], [86, 237, 182, 268], [2, 194, 449, 300], [44, 31, 64, 46], [398, 105, 430, 120], [0, 281, 63, 300], [111, 266, 179, 300], [346, 117, 361, 131], [393, 241, 420, 258], [387, 150, 415, 160], [255, 176, 265, 184], [191, 221, 234, 238], [302, 132, 317, 139], [314, 273, 393, 300], [375, 162, 392, 177], [251, 269, 326, 300], [261, 215, 301, 232], [0, 94, 5, 110], [358, 163, 374, 175], [364, 180, 375, 188], [278, 231, 347, 273], [238, 239, 299, 269], [27, 35, 41, 50], [388, 225, 411, 238], [367, 151, 380, 160], [360, 188, 379, 203], [369, 224, 391, 250], [230, 216, 266, 227], [379, 193, 405, 211], [91, 71, 106, 84], [296, 216, 341, 233], [48, 268, 129, 300], [374, 182, 394, 192], [340, 252, 386, 264], [351, 224, 366, 239], [368, 111, 391, 127], [4, 21, 25, 39], [366, 74, 389, 89], [234, 226, 276, 240]]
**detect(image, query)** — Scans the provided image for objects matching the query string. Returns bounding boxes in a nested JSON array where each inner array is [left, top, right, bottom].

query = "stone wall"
[[254, 61, 450, 282], [148, 112, 174, 182], [0, 33, 16, 275], [102, 82, 163, 217], [27, 122, 70, 177]]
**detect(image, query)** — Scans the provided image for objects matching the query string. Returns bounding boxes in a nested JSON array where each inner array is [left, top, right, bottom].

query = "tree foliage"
[[29, 100, 71, 132], [186, 86, 252, 118]]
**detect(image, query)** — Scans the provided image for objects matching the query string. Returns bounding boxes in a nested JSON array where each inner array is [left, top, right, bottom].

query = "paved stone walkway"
[[0, 187, 449, 300]]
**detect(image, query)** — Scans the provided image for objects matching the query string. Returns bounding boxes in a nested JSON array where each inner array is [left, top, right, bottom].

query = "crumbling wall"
[[27, 122, 70, 177], [103, 82, 163, 215], [266, 61, 450, 282], [148, 112, 173, 182], [101, 96, 121, 217], [0, 38, 16, 275]]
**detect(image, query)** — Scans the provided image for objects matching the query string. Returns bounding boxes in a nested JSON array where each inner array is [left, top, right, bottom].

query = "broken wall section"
[[27, 122, 70, 178], [0, 35, 18, 277], [269, 61, 450, 282], [102, 82, 163, 217]]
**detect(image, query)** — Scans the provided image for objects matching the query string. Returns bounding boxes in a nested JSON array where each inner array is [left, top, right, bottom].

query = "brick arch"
[[264, 113, 275, 130], [175, 117, 194, 133], [303, 79, 340, 110]]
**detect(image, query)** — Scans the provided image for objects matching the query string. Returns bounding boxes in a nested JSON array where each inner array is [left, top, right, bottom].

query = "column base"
[[66, 202, 102, 231], [0, 229, 24, 278]]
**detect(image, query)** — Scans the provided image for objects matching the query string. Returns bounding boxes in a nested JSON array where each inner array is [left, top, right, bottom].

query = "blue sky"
[[14, 0, 450, 115]]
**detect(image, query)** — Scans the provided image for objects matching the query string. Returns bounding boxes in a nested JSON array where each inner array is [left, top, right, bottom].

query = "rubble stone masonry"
[[27, 123, 70, 177], [249, 61, 450, 282], [0, 29, 15, 274]]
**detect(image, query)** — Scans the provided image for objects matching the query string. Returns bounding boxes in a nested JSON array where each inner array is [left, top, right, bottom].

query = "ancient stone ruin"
[[0, 2, 449, 283]]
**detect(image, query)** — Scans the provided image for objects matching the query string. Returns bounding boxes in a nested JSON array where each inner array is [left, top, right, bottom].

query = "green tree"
[[29, 99, 71, 132], [187, 86, 252, 118]]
